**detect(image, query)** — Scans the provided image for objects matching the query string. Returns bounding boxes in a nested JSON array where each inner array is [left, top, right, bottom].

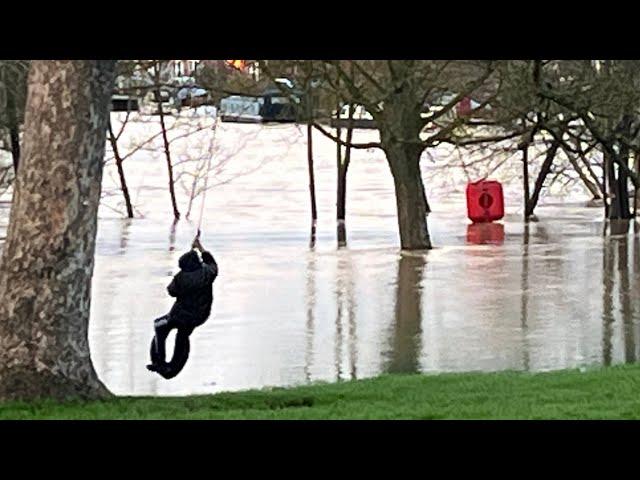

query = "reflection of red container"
[[466, 223, 505, 245], [466, 180, 504, 223]]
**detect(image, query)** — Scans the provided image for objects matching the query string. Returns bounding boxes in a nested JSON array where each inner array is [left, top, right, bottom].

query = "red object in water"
[[466, 179, 504, 223]]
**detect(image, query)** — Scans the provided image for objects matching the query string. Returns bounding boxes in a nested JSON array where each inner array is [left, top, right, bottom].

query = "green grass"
[[2, 364, 640, 419]]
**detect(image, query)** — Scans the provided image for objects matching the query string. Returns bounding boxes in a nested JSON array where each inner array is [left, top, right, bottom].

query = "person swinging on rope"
[[147, 233, 218, 379]]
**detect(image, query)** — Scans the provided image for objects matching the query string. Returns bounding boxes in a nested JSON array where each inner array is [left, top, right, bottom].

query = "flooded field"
[[3, 118, 639, 396]]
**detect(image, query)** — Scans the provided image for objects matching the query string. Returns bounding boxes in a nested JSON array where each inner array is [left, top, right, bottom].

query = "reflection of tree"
[[120, 218, 131, 254], [347, 274, 357, 381], [385, 254, 426, 374], [334, 254, 357, 381], [121, 219, 135, 393], [304, 254, 316, 383], [335, 285, 343, 381], [601, 220, 631, 366], [520, 224, 531, 371], [168, 219, 178, 252], [533, 224, 550, 243], [602, 235, 615, 367], [616, 223, 635, 363]]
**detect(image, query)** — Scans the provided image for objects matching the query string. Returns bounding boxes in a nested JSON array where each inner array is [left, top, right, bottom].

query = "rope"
[[195, 115, 219, 240]]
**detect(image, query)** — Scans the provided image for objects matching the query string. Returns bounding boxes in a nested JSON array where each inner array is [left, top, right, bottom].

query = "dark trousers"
[[149, 315, 194, 379]]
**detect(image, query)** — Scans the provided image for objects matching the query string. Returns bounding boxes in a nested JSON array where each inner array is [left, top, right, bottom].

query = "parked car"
[[111, 94, 139, 112], [260, 79, 302, 123], [219, 95, 263, 123], [176, 85, 211, 107]]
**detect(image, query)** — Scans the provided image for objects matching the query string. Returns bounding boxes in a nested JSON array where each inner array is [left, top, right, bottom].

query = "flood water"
[[4, 115, 640, 396]]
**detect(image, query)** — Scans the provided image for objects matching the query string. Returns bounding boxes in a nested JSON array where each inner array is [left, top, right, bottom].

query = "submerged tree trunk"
[[385, 142, 431, 250], [379, 94, 431, 250], [603, 150, 610, 219], [0, 60, 116, 401], [606, 148, 632, 220], [566, 150, 602, 200], [634, 153, 639, 217], [8, 124, 20, 173], [616, 148, 632, 219], [157, 92, 180, 220], [520, 124, 533, 222], [107, 121, 134, 218], [153, 62, 180, 220], [5, 67, 22, 173], [605, 113, 633, 220], [336, 102, 353, 247], [307, 119, 317, 247], [525, 141, 560, 217], [522, 143, 531, 221]]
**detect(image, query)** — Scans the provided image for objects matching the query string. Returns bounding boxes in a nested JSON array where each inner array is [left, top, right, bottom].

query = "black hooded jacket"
[[167, 249, 218, 328]]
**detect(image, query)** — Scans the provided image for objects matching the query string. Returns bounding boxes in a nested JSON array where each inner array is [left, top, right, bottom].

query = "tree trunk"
[[6, 82, 20, 173], [519, 120, 533, 222], [605, 148, 632, 220], [565, 150, 602, 199], [307, 119, 317, 247], [634, 153, 639, 217], [337, 163, 347, 247], [522, 143, 530, 221], [8, 124, 20, 173], [575, 144, 604, 196], [157, 90, 180, 220], [0, 60, 116, 401], [603, 149, 610, 219], [616, 149, 632, 219], [525, 141, 560, 217], [107, 121, 134, 218], [336, 103, 353, 247], [385, 142, 431, 250], [607, 156, 621, 219], [379, 92, 431, 251]]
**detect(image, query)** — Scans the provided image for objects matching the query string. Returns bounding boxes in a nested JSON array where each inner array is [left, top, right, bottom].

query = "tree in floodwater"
[[107, 118, 134, 218], [0, 60, 116, 401], [335, 101, 355, 247], [428, 60, 640, 221], [530, 60, 640, 220], [152, 60, 181, 220], [302, 61, 510, 250]]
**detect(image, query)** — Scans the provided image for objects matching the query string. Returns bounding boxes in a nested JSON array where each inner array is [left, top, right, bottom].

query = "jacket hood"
[[179, 250, 202, 272]]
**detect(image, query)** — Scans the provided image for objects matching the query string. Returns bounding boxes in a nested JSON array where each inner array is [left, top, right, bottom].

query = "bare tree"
[[107, 117, 134, 218], [151, 61, 181, 219]]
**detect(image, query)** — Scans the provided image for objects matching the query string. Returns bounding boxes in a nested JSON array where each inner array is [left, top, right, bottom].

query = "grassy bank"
[[2, 364, 640, 419]]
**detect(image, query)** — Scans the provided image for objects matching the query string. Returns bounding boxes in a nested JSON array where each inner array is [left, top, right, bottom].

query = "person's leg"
[[158, 327, 193, 379], [149, 315, 172, 368]]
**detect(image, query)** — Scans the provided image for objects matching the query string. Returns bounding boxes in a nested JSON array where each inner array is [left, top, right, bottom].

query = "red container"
[[466, 180, 504, 223], [456, 97, 472, 117]]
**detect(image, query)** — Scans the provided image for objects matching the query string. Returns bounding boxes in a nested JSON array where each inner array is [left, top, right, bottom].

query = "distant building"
[[169, 60, 260, 80], [171, 60, 199, 77]]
